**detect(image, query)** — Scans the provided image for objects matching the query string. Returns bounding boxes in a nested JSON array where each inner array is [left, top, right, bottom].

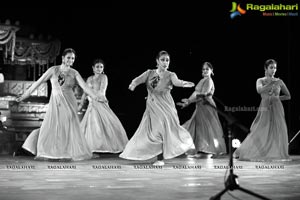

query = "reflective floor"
[[0, 154, 300, 200]]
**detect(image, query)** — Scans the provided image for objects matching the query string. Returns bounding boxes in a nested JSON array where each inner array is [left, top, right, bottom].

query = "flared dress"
[[119, 69, 195, 160], [183, 77, 227, 155], [22, 66, 92, 161]]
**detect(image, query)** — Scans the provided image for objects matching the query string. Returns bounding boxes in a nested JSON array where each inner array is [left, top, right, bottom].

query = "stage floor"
[[0, 154, 300, 200]]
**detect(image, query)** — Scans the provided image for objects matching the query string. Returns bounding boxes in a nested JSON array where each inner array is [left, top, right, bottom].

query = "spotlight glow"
[[232, 139, 241, 148]]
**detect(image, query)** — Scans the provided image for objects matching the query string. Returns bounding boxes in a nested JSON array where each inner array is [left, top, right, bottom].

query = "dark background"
[[1, 2, 299, 153]]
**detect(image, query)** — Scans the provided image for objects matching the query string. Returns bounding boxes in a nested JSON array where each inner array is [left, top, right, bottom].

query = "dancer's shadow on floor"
[[13, 147, 34, 157]]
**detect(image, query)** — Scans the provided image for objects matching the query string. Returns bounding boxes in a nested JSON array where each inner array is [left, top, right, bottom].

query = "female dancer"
[[17, 48, 101, 161], [234, 59, 291, 161], [79, 58, 128, 154], [119, 50, 195, 166], [178, 62, 227, 158]]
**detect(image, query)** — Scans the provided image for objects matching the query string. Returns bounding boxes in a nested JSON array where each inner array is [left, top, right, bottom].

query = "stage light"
[[0, 113, 7, 133], [232, 139, 241, 148], [0, 73, 4, 83], [0, 116, 7, 122]]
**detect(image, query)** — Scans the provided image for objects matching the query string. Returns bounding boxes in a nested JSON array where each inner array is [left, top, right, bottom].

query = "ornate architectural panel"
[[0, 23, 19, 61], [9, 101, 48, 113], [0, 80, 48, 97]]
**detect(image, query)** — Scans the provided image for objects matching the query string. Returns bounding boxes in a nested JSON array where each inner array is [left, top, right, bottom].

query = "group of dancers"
[[16, 48, 291, 165]]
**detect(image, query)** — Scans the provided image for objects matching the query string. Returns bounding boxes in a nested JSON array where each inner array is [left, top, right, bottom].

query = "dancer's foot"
[[210, 154, 218, 159], [58, 158, 72, 162], [187, 153, 202, 158], [34, 156, 49, 161], [153, 160, 165, 166], [92, 153, 100, 159]]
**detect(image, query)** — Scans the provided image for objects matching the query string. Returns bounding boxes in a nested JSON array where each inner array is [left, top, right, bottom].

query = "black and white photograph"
[[0, 2, 299, 200]]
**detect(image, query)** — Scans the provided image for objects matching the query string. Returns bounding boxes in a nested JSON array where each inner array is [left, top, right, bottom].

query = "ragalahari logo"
[[230, 2, 246, 19]]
